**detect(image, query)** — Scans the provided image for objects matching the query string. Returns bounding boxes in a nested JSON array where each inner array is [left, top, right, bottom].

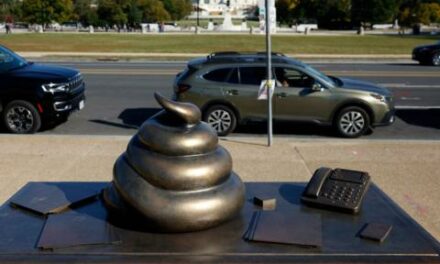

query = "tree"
[[161, 0, 192, 20], [314, 0, 351, 29], [417, 2, 440, 24], [22, 0, 74, 27], [126, 0, 142, 27], [97, 0, 128, 27], [74, 0, 98, 26], [276, 0, 299, 25], [398, 0, 440, 27], [1, 0, 23, 22], [351, 0, 401, 27], [138, 0, 170, 22]]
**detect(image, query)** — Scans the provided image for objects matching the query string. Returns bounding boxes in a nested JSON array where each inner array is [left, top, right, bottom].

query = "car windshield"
[[304, 64, 337, 87], [0, 45, 28, 73]]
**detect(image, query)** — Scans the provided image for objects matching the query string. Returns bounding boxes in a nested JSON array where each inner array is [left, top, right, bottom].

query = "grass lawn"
[[0, 33, 438, 54]]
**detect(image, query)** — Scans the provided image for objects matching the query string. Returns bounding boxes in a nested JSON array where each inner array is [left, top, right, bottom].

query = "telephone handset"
[[301, 167, 370, 214]]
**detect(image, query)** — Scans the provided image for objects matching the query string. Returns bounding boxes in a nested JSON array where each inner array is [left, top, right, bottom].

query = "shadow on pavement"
[[235, 121, 338, 137], [396, 109, 440, 129], [89, 119, 138, 129], [88, 108, 161, 130], [118, 108, 161, 127], [385, 63, 421, 67]]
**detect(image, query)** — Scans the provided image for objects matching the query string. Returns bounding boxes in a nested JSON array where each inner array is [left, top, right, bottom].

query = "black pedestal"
[[0, 182, 439, 263]]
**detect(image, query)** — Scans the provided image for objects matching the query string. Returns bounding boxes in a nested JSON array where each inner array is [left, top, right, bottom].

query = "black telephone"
[[301, 167, 370, 214]]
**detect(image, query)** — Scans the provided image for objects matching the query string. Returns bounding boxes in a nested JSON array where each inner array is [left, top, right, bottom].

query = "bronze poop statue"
[[103, 93, 245, 232]]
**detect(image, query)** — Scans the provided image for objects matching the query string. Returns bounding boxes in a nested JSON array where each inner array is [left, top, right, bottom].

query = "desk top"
[[0, 182, 439, 263]]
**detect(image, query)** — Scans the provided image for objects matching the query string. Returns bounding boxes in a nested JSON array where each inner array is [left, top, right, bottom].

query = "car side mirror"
[[311, 83, 324, 92]]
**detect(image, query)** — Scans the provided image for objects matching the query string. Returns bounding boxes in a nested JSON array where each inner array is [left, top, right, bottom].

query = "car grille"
[[69, 74, 84, 95]]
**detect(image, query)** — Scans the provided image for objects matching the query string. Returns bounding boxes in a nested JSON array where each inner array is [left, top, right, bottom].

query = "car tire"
[[431, 52, 440, 66], [335, 106, 370, 138], [2, 100, 41, 134], [203, 105, 237, 136]]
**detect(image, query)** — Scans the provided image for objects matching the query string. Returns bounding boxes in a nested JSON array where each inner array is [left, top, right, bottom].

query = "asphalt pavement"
[[17, 60, 439, 140]]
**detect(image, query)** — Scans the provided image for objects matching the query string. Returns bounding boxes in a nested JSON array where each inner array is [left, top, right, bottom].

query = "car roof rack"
[[207, 51, 285, 60]]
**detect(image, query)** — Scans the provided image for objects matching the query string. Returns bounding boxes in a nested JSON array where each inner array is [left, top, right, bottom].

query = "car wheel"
[[203, 105, 237, 136], [335, 106, 370, 138], [432, 52, 440, 66], [2, 100, 41, 134]]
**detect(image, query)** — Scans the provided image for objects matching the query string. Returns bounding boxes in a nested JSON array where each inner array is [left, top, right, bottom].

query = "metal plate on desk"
[[9, 182, 101, 215], [37, 199, 120, 250], [0, 182, 439, 263]]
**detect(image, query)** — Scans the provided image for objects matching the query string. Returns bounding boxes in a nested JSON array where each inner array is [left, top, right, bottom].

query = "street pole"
[[265, 0, 273, 147], [197, 0, 200, 28]]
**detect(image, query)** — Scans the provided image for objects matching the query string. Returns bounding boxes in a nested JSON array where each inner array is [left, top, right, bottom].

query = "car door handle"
[[276, 92, 287, 98], [226, 89, 238, 95]]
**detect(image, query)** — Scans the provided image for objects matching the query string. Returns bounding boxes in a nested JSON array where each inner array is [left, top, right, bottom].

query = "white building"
[[190, 0, 258, 19]]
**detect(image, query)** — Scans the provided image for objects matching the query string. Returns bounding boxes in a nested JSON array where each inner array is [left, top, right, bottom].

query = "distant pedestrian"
[[5, 24, 11, 34]]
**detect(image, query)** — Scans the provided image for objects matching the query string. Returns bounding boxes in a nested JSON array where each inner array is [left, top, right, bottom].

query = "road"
[[34, 61, 440, 139]]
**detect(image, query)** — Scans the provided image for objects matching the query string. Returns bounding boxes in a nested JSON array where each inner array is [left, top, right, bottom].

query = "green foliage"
[[97, 0, 128, 26], [22, 0, 74, 26], [5, 0, 440, 29], [398, 0, 440, 27], [315, 0, 351, 29], [138, 0, 170, 22], [351, 0, 400, 26], [162, 0, 192, 20], [1, 0, 23, 22], [94, 0, 189, 26], [74, 0, 99, 26], [126, 0, 142, 26], [276, 0, 440, 29], [417, 3, 440, 24], [276, 0, 299, 25]]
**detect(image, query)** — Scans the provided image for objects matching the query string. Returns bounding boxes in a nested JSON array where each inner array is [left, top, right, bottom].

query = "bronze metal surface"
[[126, 135, 232, 190], [154, 93, 201, 125], [104, 92, 246, 232], [137, 119, 218, 156], [2, 182, 440, 263]]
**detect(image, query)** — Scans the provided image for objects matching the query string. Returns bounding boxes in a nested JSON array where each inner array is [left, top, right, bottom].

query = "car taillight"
[[176, 84, 191, 94]]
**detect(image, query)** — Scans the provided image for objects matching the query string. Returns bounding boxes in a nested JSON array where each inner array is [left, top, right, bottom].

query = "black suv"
[[0, 45, 85, 133], [412, 40, 440, 66]]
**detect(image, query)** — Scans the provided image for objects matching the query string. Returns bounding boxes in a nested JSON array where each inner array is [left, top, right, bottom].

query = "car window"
[[203, 68, 232, 82], [274, 67, 315, 89], [0, 46, 28, 73], [227, 68, 239, 84], [239, 67, 267, 85], [0, 50, 14, 72], [177, 66, 197, 82]]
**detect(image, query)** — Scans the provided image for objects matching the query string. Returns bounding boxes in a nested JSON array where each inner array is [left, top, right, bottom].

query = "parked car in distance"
[[412, 40, 440, 66], [174, 52, 395, 137], [0, 45, 85, 133], [60, 21, 81, 31], [295, 24, 318, 32]]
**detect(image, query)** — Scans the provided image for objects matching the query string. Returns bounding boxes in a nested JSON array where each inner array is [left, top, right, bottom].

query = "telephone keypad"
[[302, 167, 370, 214], [312, 171, 369, 212]]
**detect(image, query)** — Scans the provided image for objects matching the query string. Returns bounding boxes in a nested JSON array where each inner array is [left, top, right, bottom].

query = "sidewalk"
[[0, 135, 439, 241]]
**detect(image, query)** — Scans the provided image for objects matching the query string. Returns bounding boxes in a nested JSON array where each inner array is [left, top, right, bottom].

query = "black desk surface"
[[0, 182, 439, 263]]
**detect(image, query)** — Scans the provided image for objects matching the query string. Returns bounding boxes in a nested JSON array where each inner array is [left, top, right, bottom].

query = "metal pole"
[[265, 0, 273, 147], [197, 0, 200, 27]]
